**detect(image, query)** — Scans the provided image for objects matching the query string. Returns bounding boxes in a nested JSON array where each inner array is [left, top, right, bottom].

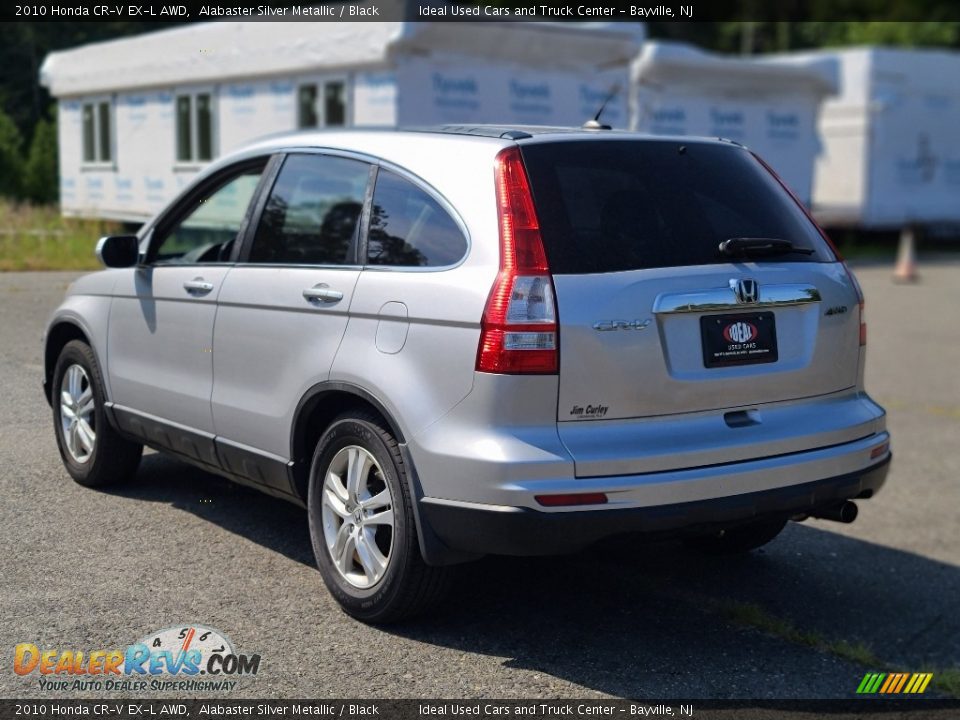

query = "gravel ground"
[[0, 262, 957, 700]]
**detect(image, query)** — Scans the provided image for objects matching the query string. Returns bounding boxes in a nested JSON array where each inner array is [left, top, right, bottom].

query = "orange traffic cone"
[[893, 226, 919, 283]]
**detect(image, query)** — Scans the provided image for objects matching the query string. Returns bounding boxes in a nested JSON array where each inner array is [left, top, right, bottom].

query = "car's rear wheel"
[[307, 411, 450, 623], [684, 517, 788, 555], [52, 340, 142, 487]]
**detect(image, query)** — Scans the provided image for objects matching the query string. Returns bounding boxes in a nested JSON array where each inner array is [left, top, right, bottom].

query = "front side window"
[[176, 92, 215, 163], [249, 154, 370, 265], [82, 100, 113, 163], [366, 170, 467, 268], [297, 80, 347, 129], [151, 164, 265, 265]]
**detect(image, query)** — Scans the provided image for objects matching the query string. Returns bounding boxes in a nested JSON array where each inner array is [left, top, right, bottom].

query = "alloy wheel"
[[320, 445, 395, 589], [60, 364, 96, 464]]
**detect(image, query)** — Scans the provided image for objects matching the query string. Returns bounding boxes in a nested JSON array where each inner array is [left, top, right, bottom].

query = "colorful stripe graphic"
[[857, 672, 933, 694]]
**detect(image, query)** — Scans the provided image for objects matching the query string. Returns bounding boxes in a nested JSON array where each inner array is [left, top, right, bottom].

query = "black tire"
[[684, 517, 788, 555], [307, 411, 450, 623], [52, 340, 142, 487]]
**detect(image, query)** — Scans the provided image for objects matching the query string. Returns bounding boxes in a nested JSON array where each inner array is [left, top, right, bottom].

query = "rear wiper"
[[719, 237, 815, 257]]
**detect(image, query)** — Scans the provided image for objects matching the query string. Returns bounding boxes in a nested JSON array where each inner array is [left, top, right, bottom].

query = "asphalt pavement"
[[0, 262, 957, 700]]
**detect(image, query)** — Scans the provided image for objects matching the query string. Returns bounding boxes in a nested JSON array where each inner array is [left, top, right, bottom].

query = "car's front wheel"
[[52, 340, 142, 487], [307, 411, 450, 623]]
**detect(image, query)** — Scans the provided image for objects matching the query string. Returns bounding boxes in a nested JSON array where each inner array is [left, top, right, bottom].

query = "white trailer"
[[767, 47, 960, 229], [40, 21, 642, 221], [630, 41, 837, 207]]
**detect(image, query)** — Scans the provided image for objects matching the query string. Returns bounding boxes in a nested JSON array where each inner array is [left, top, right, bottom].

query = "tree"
[[797, 22, 960, 49], [0, 108, 24, 199], [694, 21, 960, 55], [23, 115, 58, 204]]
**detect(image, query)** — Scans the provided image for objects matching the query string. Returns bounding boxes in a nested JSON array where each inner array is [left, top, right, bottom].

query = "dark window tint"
[[152, 165, 264, 265], [176, 95, 192, 162], [324, 81, 346, 127], [298, 84, 318, 129], [97, 102, 111, 162], [520, 141, 832, 274], [249, 154, 369, 265], [82, 102, 111, 163], [196, 93, 213, 161], [367, 170, 466, 268], [176, 93, 215, 162], [82, 104, 95, 163]]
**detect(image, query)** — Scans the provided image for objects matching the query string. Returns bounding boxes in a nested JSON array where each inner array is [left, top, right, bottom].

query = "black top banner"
[[7, 0, 960, 22], [1, 699, 959, 720]]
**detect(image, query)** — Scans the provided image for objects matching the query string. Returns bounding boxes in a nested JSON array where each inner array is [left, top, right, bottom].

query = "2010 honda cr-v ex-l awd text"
[[44, 126, 891, 622]]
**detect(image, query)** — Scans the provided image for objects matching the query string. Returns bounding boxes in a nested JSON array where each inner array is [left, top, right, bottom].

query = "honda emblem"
[[732, 278, 759, 304]]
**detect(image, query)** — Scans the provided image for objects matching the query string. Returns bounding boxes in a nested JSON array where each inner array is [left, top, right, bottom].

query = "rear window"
[[520, 140, 833, 274]]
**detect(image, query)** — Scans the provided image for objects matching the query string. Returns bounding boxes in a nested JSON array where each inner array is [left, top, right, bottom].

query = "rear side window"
[[249, 154, 370, 265], [520, 141, 832, 274], [366, 169, 467, 268]]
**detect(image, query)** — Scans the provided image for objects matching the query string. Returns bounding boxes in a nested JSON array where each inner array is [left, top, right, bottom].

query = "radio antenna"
[[582, 84, 620, 130]]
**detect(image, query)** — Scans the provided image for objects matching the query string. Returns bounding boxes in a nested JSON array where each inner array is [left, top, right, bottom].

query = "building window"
[[82, 100, 113, 164], [297, 80, 347, 129], [176, 92, 215, 163], [297, 85, 318, 129]]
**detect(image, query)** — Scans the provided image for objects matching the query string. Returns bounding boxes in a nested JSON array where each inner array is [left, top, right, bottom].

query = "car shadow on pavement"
[[106, 452, 316, 567], [111, 453, 959, 699], [390, 532, 959, 698]]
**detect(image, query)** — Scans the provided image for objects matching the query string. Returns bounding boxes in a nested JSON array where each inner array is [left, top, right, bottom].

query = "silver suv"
[[44, 127, 891, 622]]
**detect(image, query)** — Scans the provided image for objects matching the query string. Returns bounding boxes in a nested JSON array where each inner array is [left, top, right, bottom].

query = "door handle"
[[303, 284, 344, 303], [183, 278, 214, 294]]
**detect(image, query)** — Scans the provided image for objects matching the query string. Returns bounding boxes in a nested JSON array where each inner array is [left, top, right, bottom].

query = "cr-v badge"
[[592, 319, 651, 332]]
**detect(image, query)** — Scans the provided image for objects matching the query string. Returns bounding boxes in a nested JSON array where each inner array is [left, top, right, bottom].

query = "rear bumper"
[[420, 453, 890, 557]]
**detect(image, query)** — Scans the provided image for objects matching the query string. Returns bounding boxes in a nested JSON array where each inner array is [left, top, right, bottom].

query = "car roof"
[[242, 125, 737, 153], [207, 126, 743, 213], [146, 125, 746, 257]]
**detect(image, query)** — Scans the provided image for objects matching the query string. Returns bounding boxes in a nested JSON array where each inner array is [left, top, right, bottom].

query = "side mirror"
[[95, 235, 140, 268]]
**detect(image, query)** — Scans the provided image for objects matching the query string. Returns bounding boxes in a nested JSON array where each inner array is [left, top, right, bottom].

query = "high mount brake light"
[[476, 147, 559, 374]]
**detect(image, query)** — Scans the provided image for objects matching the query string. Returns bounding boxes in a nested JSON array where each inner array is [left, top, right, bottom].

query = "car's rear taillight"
[[476, 147, 558, 374], [836, 260, 866, 347], [752, 151, 866, 347], [848, 265, 867, 346]]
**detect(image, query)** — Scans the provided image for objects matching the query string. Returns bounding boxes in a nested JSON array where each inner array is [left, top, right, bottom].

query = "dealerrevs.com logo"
[[14, 625, 260, 692]]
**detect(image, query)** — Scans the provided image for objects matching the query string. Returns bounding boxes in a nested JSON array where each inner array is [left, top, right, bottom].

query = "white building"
[[769, 47, 960, 229], [630, 42, 838, 207], [40, 21, 642, 221]]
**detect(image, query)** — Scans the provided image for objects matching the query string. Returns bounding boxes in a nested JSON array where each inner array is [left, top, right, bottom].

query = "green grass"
[[935, 668, 960, 697], [828, 639, 882, 667], [719, 599, 959, 698], [721, 599, 907, 672], [720, 600, 841, 653], [0, 201, 121, 271]]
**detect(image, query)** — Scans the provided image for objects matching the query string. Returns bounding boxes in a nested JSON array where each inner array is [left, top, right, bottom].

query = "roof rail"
[[403, 125, 543, 140]]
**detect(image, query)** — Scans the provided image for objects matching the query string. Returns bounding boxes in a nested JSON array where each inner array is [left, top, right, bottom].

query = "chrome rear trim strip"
[[653, 284, 821, 314]]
